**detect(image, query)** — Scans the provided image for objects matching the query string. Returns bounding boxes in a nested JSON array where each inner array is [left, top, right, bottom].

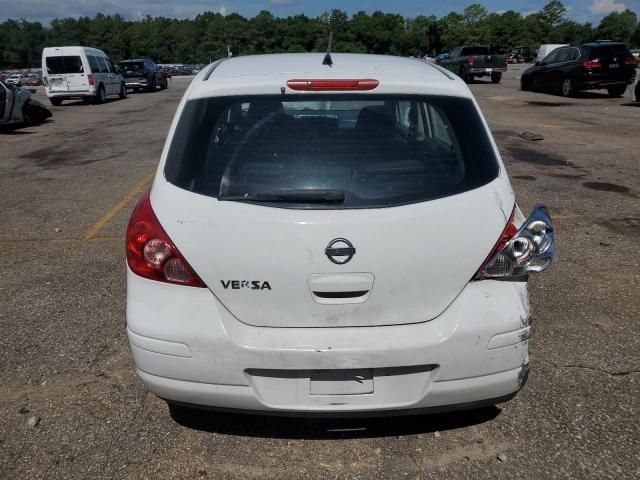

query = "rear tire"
[[606, 86, 626, 98], [119, 83, 127, 99], [94, 85, 106, 104], [635, 82, 640, 102], [49, 97, 62, 106], [160, 77, 168, 90], [491, 72, 502, 84], [561, 78, 575, 97], [459, 67, 470, 83], [147, 78, 156, 92], [521, 75, 531, 91]]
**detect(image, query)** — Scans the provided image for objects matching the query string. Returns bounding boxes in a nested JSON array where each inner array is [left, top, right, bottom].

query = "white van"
[[42, 46, 127, 106], [536, 44, 568, 64]]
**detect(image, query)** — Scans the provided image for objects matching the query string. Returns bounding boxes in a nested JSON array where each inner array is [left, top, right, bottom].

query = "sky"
[[0, 0, 638, 25]]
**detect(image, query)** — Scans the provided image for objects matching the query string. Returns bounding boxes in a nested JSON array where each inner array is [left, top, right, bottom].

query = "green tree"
[[596, 9, 638, 44], [0, 4, 628, 69], [463, 4, 489, 44], [484, 11, 528, 52], [438, 12, 465, 50], [541, 0, 567, 29]]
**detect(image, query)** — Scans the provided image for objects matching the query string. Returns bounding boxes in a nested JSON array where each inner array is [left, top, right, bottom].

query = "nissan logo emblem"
[[325, 238, 356, 265]]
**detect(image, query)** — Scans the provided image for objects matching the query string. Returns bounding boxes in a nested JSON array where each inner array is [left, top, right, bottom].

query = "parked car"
[[42, 46, 127, 106], [435, 53, 450, 65], [6, 74, 25, 86], [535, 44, 568, 64], [118, 59, 169, 92], [439, 46, 508, 83], [0, 80, 52, 127], [422, 54, 436, 63], [25, 75, 42, 87], [631, 50, 640, 66], [125, 53, 555, 416], [521, 42, 636, 97], [508, 46, 535, 64]]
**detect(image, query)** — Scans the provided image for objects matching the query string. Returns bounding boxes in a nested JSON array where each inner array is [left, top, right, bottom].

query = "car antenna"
[[322, 32, 333, 67]]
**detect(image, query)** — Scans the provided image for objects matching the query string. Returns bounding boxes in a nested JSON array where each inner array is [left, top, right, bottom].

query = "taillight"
[[624, 57, 635, 65], [474, 204, 554, 280], [126, 190, 206, 287], [286, 79, 379, 91], [87, 74, 94, 85], [468, 57, 475, 65], [582, 59, 602, 69], [505, 56, 509, 65]]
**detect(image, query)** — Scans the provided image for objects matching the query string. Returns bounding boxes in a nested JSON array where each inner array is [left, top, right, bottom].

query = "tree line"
[[1, 1, 639, 68]]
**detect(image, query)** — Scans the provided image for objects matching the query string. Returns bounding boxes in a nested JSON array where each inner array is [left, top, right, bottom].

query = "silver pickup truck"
[[440, 46, 508, 83]]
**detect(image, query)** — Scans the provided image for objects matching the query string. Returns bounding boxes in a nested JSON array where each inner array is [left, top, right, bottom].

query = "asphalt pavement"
[[0, 69, 638, 479]]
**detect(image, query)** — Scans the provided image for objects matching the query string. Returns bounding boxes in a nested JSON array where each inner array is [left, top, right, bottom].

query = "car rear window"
[[120, 62, 145, 71], [461, 47, 489, 56], [589, 44, 630, 59], [46, 56, 84, 74], [164, 95, 500, 209]]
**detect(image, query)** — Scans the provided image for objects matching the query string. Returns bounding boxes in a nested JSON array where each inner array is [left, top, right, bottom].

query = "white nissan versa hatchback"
[[126, 53, 554, 415]]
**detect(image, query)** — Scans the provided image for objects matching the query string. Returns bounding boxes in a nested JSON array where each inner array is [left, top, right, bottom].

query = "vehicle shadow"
[[520, 89, 620, 100], [0, 121, 51, 133], [57, 98, 125, 107], [621, 102, 640, 107], [168, 404, 502, 439], [573, 91, 616, 99], [0, 127, 36, 134]]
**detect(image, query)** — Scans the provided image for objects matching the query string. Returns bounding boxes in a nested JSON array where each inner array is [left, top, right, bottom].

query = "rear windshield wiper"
[[220, 189, 345, 204]]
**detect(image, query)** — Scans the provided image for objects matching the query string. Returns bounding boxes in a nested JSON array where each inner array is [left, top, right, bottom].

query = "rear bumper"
[[124, 80, 149, 88], [469, 67, 507, 74], [580, 79, 633, 90], [46, 88, 95, 98], [578, 70, 635, 90], [127, 271, 531, 414], [140, 367, 523, 416]]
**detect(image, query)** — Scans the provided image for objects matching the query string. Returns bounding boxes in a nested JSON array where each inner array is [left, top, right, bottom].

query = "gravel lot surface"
[[1, 68, 638, 479]]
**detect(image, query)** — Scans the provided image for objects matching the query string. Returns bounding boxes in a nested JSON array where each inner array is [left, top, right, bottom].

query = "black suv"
[[118, 59, 168, 92], [521, 42, 636, 97]]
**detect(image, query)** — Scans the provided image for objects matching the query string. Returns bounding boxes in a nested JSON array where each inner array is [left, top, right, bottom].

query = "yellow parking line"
[[83, 171, 155, 240], [0, 235, 125, 246]]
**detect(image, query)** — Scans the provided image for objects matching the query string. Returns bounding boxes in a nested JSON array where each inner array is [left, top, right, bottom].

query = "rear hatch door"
[[589, 44, 635, 81], [45, 49, 68, 92], [64, 53, 90, 92], [153, 94, 512, 328], [154, 182, 512, 328]]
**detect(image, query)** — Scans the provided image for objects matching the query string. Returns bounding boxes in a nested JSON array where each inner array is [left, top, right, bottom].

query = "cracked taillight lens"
[[474, 204, 555, 280]]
